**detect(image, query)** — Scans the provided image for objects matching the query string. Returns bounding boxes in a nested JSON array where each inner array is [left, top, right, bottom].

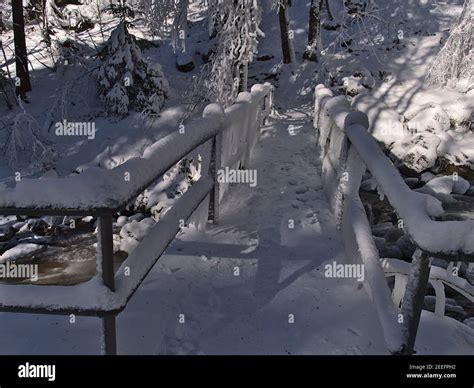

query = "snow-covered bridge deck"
[[154, 110, 390, 354]]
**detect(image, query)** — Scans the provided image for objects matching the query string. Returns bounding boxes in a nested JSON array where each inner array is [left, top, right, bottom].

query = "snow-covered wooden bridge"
[[0, 82, 473, 355]]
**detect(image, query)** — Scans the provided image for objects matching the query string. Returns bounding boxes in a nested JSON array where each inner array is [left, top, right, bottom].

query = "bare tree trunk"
[[303, 0, 323, 61], [278, 0, 295, 64], [12, 0, 32, 98]]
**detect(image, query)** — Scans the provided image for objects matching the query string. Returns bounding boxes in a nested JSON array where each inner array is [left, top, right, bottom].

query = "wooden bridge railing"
[[313, 84, 474, 354], [0, 83, 273, 355]]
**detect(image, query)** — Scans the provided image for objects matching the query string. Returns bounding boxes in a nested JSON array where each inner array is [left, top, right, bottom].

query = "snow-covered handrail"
[[315, 83, 474, 257], [346, 124, 474, 257], [0, 83, 273, 216], [313, 83, 474, 355], [0, 82, 274, 355]]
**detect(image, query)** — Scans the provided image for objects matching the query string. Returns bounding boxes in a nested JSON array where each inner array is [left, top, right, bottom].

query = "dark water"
[[0, 227, 127, 286]]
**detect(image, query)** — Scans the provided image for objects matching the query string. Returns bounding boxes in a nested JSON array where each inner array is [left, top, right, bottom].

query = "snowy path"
[[152, 109, 389, 355]]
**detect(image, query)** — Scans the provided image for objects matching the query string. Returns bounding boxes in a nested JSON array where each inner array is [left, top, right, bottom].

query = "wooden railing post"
[[203, 104, 225, 225], [262, 86, 273, 125], [98, 214, 117, 355], [401, 248, 431, 354], [208, 134, 222, 224]]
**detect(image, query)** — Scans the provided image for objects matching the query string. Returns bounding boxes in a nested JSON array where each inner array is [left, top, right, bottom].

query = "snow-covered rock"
[[417, 175, 471, 196], [0, 243, 44, 263], [352, 94, 408, 145], [119, 217, 156, 254], [18, 219, 49, 234], [406, 104, 451, 134], [391, 131, 441, 173], [116, 216, 128, 227], [421, 172, 436, 183], [437, 130, 474, 167], [127, 213, 146, 223]]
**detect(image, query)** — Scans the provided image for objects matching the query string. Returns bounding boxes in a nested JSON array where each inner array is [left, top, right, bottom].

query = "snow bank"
[[352, 94, 409, 145], [373, 80, 473, 125], [352, 85, 473, 172]]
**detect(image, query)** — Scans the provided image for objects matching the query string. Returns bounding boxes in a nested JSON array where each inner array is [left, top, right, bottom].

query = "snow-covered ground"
[[0, 0, 472, 355]]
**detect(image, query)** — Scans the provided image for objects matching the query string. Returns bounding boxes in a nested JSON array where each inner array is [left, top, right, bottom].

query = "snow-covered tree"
[[201, 0, 263, 106], [426, 0, 473, 91], [97, 21, 169, 117], [0, 0, 12, 31], [3, 100, 56, 172], [139, 0, 188, 51]]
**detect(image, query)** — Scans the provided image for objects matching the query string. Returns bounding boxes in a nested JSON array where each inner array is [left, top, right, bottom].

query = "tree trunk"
[[303, 0, 323, 61], [278, 0, 295, 64], [12, 0, 32, 98], [239, 61, 248, 92]]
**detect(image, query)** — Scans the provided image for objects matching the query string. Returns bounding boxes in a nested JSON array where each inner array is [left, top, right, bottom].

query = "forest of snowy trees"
[[0, 0, 472, 364], [1, 0, 472, 109]]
